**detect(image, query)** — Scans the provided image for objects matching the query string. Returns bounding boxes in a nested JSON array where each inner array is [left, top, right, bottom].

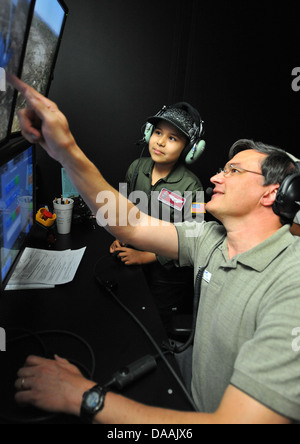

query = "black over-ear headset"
[[143, 102, 206, 165], [273, 153, 300, 222]]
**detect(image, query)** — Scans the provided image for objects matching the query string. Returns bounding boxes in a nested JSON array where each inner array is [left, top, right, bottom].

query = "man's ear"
[[261, 184, 280, 208]]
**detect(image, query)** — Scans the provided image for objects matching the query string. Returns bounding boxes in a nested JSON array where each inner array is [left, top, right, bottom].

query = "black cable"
[[1, 239, 223, 423], [93, 237, 225, 409], [173, 239, 225, 354], [33, 330, 96, 379], [172, 267, 205, 354], [94, 269, 198, 411], [0, 328, 97, 424], [6, 328, 96, 380], [5, 327, 49, 357]]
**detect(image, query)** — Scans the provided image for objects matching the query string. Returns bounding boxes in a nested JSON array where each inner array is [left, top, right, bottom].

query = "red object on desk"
[[43, 210, 53, 220]]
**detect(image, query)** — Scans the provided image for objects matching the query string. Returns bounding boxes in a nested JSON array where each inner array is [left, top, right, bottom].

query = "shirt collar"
[[142, 158, 186, 184], [221, 225, 295, 272]]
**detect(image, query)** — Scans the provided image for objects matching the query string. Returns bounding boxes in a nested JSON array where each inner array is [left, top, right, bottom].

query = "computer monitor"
[[0, 138, 35, 291], [11, 0, 68, 135], [0, 0, 34, 147]]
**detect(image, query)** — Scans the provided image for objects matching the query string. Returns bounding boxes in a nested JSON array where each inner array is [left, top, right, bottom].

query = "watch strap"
[[80, 384, 106, 424]]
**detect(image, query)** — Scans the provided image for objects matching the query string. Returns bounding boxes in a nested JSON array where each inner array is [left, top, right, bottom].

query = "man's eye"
[[231, 168, 239, 174]]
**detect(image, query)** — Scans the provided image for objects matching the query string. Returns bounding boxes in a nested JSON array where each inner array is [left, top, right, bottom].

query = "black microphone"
[[108, 355, 157, 390], [206, 187, 214, 198]]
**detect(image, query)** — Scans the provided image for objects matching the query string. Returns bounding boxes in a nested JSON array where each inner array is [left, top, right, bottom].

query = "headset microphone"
[[206, 187, 214, 198]]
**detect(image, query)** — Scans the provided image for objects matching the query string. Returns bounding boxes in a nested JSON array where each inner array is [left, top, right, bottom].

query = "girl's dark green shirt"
[[126, 157, 203, 223]]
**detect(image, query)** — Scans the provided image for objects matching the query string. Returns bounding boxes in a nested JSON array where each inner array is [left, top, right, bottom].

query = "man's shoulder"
[[284, 234, 300, 264]]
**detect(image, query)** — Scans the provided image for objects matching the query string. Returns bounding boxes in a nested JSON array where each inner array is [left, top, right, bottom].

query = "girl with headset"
[[110, 103, 205, 333]]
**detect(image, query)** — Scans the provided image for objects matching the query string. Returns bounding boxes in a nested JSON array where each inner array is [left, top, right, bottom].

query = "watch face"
[[86, 392, 100, 409]]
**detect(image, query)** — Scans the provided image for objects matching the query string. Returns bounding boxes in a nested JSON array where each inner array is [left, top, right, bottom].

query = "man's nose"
[[210, 170, 225, 185]]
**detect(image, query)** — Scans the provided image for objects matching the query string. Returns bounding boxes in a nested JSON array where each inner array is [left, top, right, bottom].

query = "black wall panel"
[[36, 0, 300, 206]]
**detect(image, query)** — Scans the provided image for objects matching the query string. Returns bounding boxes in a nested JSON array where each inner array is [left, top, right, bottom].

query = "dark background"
[[36, 0, 300, 211]]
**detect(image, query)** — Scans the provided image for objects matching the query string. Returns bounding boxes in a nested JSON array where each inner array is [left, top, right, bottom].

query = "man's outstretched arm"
[[8, 75, 179, 260]]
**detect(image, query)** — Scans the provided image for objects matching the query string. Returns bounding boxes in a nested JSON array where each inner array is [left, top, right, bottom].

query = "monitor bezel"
[[9, 0, 69, 140], [0, 136, 36, 292], [44, 0, 69, 98]]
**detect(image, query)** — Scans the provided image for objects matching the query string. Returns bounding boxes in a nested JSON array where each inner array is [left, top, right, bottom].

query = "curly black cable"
[[0, 328, 96, 424]]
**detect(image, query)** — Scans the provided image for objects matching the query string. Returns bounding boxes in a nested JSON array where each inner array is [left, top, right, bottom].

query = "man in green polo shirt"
[[12, 77, 300, 424]]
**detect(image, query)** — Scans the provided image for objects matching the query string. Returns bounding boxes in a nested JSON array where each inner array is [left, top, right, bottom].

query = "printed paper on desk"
[[7, 247, 86, 287], [5, 283, 55, 291]]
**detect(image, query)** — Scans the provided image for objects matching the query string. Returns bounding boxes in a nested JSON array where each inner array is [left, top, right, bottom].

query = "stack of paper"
[[5, 247, 86, 291]]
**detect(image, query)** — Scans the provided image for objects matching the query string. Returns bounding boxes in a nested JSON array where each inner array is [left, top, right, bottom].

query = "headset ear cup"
[[185, 140, 206, 165], [272, 174, 300, 221], [144, 122, 153, 144]]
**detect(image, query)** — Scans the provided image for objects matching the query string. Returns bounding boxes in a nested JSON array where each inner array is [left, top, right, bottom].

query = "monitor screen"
[[0, 0, 33, 146], [0, 139, 35, 289], [11, 0, 68, 134]]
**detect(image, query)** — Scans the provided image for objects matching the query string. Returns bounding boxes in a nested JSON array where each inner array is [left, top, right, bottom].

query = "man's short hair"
[[229, 139, 297, 187]]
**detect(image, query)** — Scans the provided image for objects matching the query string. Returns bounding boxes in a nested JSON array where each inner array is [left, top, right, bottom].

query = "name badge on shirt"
[[158, 188, 186, 211], [203, 270, 212, 283]]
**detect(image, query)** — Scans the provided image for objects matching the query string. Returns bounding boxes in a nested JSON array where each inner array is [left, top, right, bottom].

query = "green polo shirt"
[[176, 221, 300, 422], [126, 157, 203, 224]]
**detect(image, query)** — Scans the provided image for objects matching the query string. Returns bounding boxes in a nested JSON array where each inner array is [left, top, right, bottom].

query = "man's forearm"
[[61, 142, 148, 243], [93, 387, 291, 425], [60, 143, 179, 259], [94, 392, 213, 424]]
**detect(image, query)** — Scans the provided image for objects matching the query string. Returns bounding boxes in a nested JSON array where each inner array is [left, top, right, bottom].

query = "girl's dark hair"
[[229, 139, 297, 186]]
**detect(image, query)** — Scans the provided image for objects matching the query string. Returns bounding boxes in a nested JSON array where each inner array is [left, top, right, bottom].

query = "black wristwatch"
[[80, 384, 107, 423]]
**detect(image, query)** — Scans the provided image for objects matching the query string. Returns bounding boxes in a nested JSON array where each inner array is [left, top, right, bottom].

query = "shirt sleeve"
[[294, 211, 300, 224], [175, 221, 210, 267], [231, 283, 300, 423], [156, 222, 202, 268], [156, 255, 174, 267]]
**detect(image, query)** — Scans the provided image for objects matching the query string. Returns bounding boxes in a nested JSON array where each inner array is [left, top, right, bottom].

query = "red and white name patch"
[[158, 188, 186, 211]]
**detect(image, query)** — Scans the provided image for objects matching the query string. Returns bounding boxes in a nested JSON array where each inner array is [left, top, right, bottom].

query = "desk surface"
[[0, 221, 192, 423]]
